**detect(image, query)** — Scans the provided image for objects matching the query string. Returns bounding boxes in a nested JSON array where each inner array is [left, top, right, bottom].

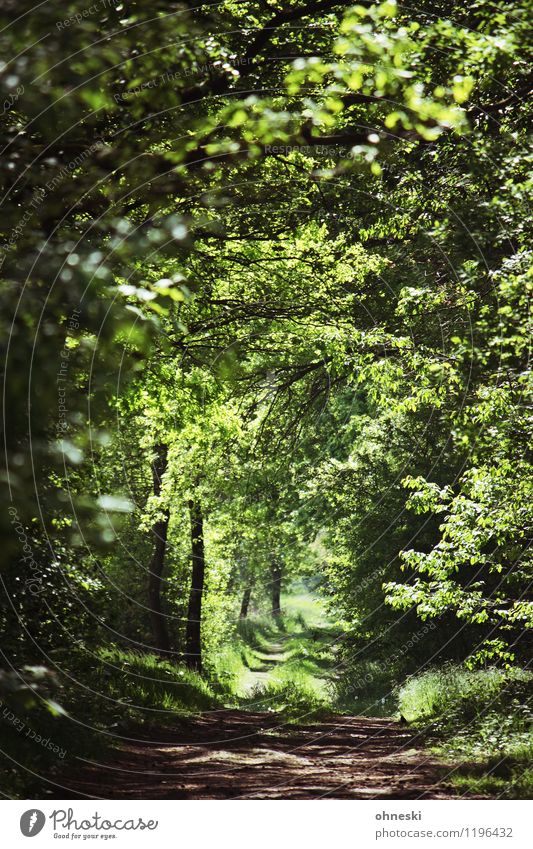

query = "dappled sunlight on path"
[[50, 595, 458, 800], [53, 710, 457, 799]]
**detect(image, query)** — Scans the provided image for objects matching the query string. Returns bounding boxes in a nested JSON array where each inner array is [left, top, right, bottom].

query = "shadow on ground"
[[50, 711, 458, 800]]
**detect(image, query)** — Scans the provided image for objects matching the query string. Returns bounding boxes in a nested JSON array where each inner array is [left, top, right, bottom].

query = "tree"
[[1, 0, 530, 740], [185, 498, 206, 671], [147, 444, 171, 656]]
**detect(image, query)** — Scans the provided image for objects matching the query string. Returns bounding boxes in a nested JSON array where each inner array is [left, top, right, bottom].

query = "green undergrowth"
[[52, 646, 220, 727], [0, 646, 221, 797], [224, 593, 341, 720], [243, 677, 332, 722], [333, 658, 400, 717], [89, 647, 218, 715], [224, 594, 410, 720], [398, 666, 533, 799], [1, 592, 341, 798]]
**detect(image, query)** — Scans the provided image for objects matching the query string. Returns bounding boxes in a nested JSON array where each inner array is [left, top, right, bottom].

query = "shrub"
[[398, 665, 533, 799], [398, 666, 533, 727]]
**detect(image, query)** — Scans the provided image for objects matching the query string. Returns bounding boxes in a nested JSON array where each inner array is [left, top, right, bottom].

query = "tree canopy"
[[0, 0, 531, 798]]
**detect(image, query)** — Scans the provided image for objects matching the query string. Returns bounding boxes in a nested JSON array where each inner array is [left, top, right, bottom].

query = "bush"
[[333, 659, 398, 716], [398, 666, 533, 727], [398, 665, 533, 798]]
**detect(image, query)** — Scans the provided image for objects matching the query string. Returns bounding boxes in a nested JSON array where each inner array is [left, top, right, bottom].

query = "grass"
[[232, 592, 340, 719], [333, 658, 399, 717], [399, 665, 532, 725], [206, 642, 250, 697], [398, 665, 533, 798], [92, 647, 217, 715], [236, 613, 284, 651], [282, 592, 330, 629], [0, 646, 221, 797], [243, 677, 332, 722], [1, 593, 339, 798], [232, 593, 403, 719]]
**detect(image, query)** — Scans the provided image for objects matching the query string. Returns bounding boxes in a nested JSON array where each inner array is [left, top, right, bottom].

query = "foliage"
[[0, 0, 531, 798], [398, 665, 533, 798]]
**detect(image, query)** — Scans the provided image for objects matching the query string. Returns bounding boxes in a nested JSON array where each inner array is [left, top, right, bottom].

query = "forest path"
[[237, 592, 337, 699], [59, 711, 456, 799], [238, 637, 291, 696], [54, 595, 457, 799]]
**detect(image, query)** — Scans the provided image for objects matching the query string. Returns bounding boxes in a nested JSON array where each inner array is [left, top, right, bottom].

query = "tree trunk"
[[239, 586, 252, 619], [148, 443, 171, 655], [271, 558, 282, 617], [185, 498, 205, 672]]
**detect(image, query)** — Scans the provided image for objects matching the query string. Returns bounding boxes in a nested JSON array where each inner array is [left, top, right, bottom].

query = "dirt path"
[[238, 639, 290, 696], [55, 711, 456, 799], [50, 599, 458, 799]]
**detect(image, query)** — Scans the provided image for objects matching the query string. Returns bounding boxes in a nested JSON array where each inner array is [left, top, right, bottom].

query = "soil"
[[50, 710, 457, 799]]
